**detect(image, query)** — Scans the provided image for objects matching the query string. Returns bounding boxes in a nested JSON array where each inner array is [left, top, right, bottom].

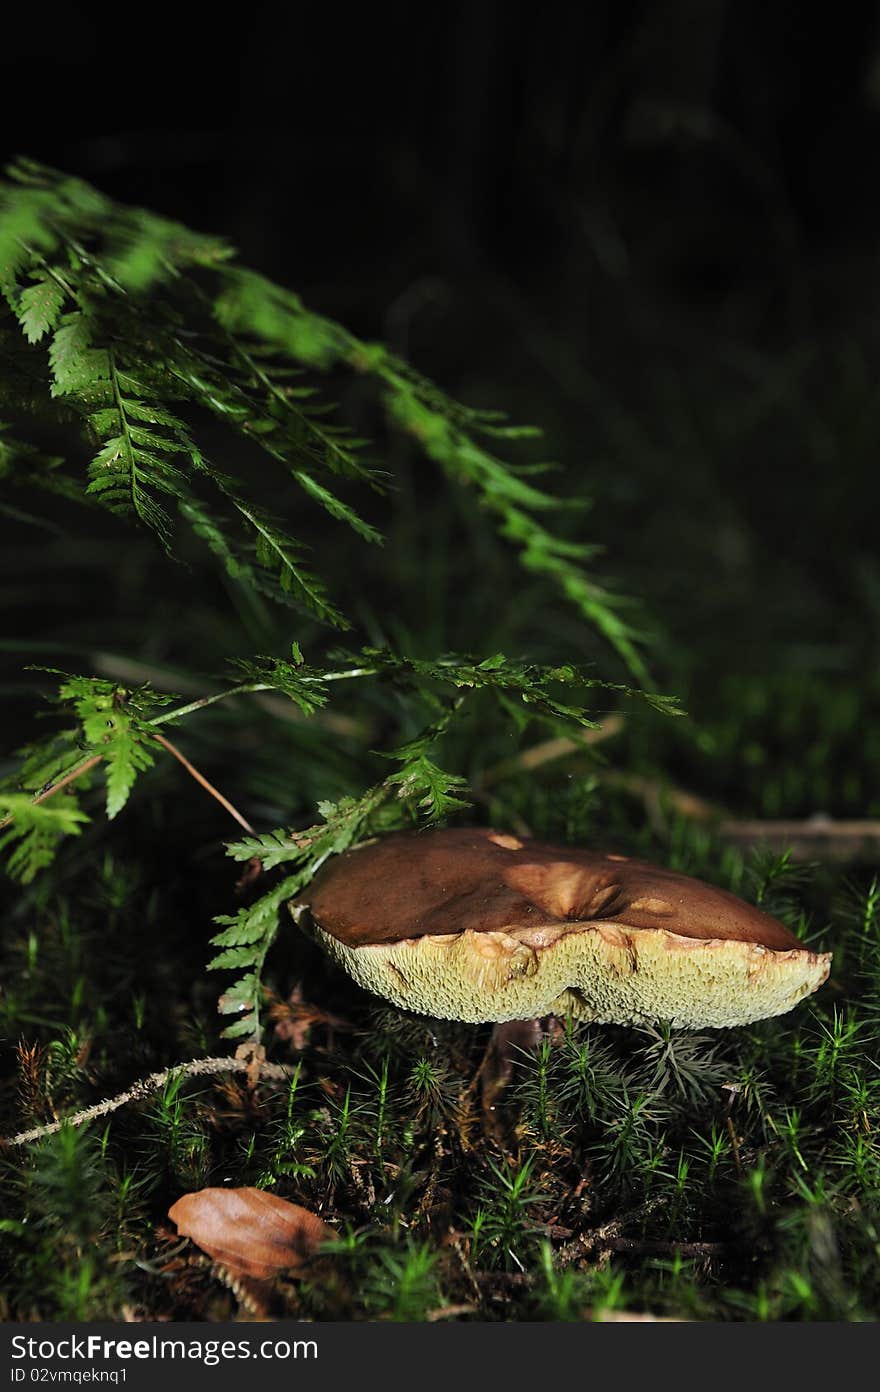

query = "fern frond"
[[212, 263, 650, 677], [104, 210, 231, 293], [0, 794, 88, 882], [385, 751, 470, 820], [212, 697, 472, 1041], [228, 654, 329, 715], [163, 327, 385, 541], [0, 185, 59, 302], [51, 673, 173, 819], [0, 160, 655, 670], [49, 312, 105, 396], [347, 646, 682, 724], [221, 486, 348, 628], [81, 352, 196, 548], [16, 271, 67, 344]]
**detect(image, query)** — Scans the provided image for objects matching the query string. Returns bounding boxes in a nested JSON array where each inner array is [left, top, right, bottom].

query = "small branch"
[[92, 656, 366, 738], [598, 769, 719, 825], [556, 1198, 665, 1267], [426, 1304, 480, 1322], [477, 714, 625, 789], [452, 1237, 484, 1306], [719, 818, 880, 863], [151, 732, 255, 834], [147, 666, 376, 729], [148, 682, 272, 726], [600, 1237, 728, 1259], [2, 1055, 294, 1148], [0, 753, 103, 832], [2, 731, 256, 840], [597, 771, 880, 864]]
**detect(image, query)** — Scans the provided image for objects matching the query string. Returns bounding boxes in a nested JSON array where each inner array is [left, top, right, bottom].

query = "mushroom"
[[291, 827, 831, 1029]]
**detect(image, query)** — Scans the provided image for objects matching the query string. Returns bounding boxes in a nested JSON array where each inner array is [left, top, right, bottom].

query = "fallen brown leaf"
[[168, 1187, 333, 1280], [269, 983, 352, 1050]]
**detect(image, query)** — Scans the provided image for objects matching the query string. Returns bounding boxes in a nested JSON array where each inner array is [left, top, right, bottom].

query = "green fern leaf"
[[217, 972, 260, 1016], [54, 674, 160, 819], [387, 753, 470, 820], [102, 728, 155, 820], [17, 271, 66, 343], [0, 795, 89, 883], [49, 313, 107, 396], [292, 469, 383, 544], [106, 210, 230, 293], [207, 945, 263, 971], [0, 186, 58, 302], [209, 915, 272, 948]]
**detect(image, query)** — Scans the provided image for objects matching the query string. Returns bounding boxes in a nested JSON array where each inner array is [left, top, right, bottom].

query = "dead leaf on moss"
[[168, 1187, 333, 1280], [269, 983, 352, 1050]]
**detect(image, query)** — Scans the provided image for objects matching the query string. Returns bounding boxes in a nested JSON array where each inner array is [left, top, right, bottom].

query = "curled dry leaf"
[[168, 1186, 333, 1280], [269, 983, 353, 1050]]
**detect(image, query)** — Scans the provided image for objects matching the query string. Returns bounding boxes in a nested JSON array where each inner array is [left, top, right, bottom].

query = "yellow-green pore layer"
[[290, 828, 832, 1028]]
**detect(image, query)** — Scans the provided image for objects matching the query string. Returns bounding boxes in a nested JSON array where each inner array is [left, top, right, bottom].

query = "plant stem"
[[0, 753, 103, 831], [147, 667, 377, 728], [2, 1055, 295, 1147], [151, 732, 256, 834], [147, 683, 272, 725]]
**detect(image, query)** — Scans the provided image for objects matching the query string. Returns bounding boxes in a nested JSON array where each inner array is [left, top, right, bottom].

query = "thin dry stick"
[[3, 1055, 294, 1148], [151, 732, 256, 835], [426, 1304, 480, 1322], [719, 818, 880, 862], [0, 753, 104, 832], [598, 768, 719, 823], [452, 1237, 484, 1306], [478, 714, 626, 790], [602, 1237, 728, 1258], [595, 770, 880, 864], [556, 1196, 666, 1268]]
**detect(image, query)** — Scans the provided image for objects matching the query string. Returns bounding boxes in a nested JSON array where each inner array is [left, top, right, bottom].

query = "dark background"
[[3, 1, 880, 819]]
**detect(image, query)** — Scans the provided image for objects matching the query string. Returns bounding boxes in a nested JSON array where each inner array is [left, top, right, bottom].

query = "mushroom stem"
[[477, 1017, 549, 1128]]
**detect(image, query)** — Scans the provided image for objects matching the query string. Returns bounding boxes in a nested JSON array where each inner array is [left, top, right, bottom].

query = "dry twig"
[[2, 1055, 294, 1148]]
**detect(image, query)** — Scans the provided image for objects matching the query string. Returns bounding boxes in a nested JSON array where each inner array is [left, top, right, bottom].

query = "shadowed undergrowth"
[[1, 791, 877, 1322], [2, 158, 880, 1323]]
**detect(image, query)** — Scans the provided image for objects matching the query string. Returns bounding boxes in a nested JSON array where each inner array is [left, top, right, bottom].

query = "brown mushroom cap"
[[291, 827, 831, 1028]]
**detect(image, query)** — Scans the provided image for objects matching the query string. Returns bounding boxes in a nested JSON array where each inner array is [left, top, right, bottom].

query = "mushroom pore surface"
[[292, 828, 831, 1028]]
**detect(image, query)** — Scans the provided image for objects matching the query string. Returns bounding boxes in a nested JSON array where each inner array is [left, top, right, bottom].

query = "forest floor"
[[2, 746, 878, 1323]]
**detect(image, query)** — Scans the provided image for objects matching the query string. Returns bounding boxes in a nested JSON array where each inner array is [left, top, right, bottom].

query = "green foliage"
[[0, 674, 177, 880], [0, 161, 683, 1045], [0, 159, 647, 657], [3, 154, 876, 1325], [0, 837, 878, 1322], [0, 634, 677, 1038], [361, 1241, 441, 1321], [1, 1125, 130, 1319], [17, 271, 66, 344], [634, 1022, 729, 1102], [53, 673, 172, 818], [0, 794, 88, 882], [210, 702, 463, 1039], [145, 1074, 211, 1191], [470, 1154, 544, 1270]]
